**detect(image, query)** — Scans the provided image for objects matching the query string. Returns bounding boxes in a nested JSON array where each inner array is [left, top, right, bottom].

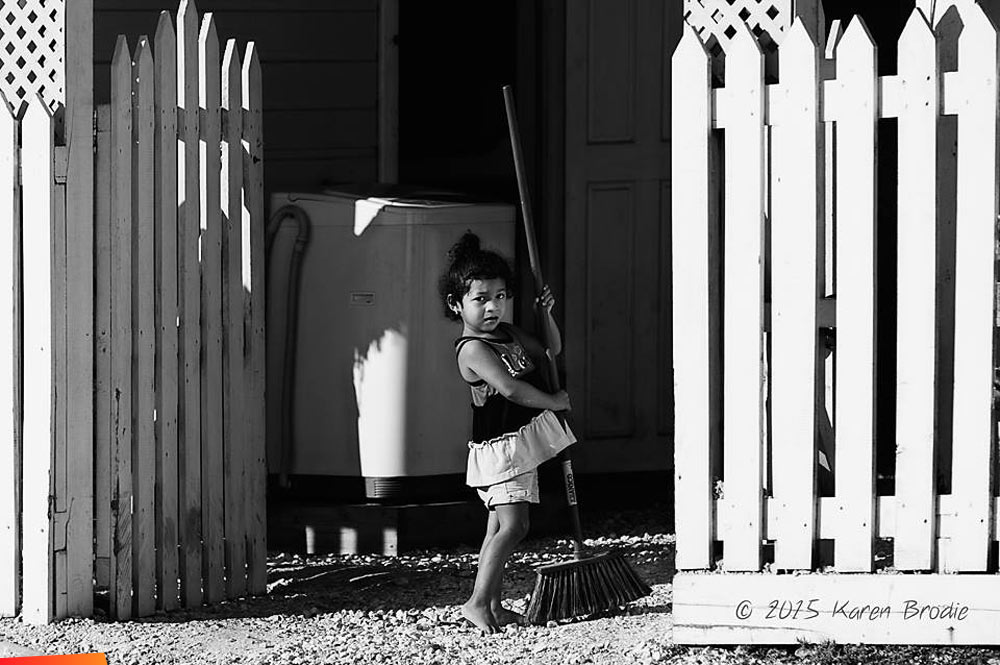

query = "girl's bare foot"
[[492, 605, 525, 627], [461, 601, 498, 634]]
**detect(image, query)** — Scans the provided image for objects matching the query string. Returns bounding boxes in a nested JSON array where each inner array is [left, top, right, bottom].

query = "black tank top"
[[454, 324, 547, 442]]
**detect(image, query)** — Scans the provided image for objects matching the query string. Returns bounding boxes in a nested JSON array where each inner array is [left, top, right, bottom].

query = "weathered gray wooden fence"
[[0, 0, 267, 623], [94, 0, 267, 620]]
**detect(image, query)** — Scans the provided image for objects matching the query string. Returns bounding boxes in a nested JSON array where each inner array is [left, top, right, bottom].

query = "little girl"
[[439, 231, 576, 633]]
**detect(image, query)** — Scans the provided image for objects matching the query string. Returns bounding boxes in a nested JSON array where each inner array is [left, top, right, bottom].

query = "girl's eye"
[[497, 292, 507, 300]]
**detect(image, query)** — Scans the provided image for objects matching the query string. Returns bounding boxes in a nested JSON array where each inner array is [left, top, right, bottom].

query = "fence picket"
[[242, 42, 267, 594], [222, 39, 248, 599], [110, 36, 135, 619], [832, 16, 878, 572], [132, 36, 157, 617], [948, 3, 997, 572], [933, 11, 960, 571], [177, 0, 203, 608], [153, 9, 180, 613], [671, 24, 716, 571], [54, 550, 66, 620], [53, 161, 67, 621], [893, 8, 939, 571], [198, 12, 226, 605], [720, 21, 765, 572], [94, 105, 112, 593], [0, 98, 16, 617], [20, 96, 55, 625], [768, 19, 820, 570], [64, 0, 95, 619]]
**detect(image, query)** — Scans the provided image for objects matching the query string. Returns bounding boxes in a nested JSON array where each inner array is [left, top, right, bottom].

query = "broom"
[[502, 85, 652, 624]]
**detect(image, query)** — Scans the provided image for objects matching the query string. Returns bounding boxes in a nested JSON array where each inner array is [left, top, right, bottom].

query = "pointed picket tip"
[[242, 41, 262, 98], [177, 0, 198, 24], [199, 13, 220, 106], [778, 19, 818, 97], [899, 5, 935, 48], [244, 41, 260, 69], [178, 0, 199, 46], [674, 22, 710, 81], [957, 0, 998, 89], [222, 39, 240, 73], [783, 17, 819, 52], [958, 0, 999, 38], [111, 34, 130, 69], [836, 16, 877, 82], [222, 40, 242, 108], [839, 15, 876, 52], [724, 17, 764, 65], [824, 18, 843, 59], [155, 10, 175, 47], [676, 21, 710, 58], [242, 41, 262, 149], [135, 38, 154, 108], [176, 0, 198, 109], [135, 35, 152, 64], [153, 12, 177, 110], [787, 16, 818, 47], [111, 35, 132, 108], [199, 10, 220, 73], [199, 11, 218, 48], [898, 5, 937, 81]]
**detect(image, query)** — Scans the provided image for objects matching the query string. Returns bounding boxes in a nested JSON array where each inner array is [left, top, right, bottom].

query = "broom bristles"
[[525, 551, 651, 624]]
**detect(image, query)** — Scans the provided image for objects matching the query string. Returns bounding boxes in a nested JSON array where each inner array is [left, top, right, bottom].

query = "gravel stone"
[[1, 504, 1000, 663]]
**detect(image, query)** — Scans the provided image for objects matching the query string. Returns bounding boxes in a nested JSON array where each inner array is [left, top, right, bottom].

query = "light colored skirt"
[[465, 409, 576, 488]]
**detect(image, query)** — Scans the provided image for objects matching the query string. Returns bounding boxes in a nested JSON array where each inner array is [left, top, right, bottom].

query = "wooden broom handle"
[[502, 85, 544, 292], [503, 85, 586, 554]]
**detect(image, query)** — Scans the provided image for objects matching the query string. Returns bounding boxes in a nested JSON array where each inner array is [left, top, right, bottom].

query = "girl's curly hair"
[[438, 231, 514, 321]]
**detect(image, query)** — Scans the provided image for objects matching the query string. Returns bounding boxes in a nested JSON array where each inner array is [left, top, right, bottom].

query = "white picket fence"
[[0, 94, 100, 625], [672, 3, 1000, 644], [0, 0, 266, 623]]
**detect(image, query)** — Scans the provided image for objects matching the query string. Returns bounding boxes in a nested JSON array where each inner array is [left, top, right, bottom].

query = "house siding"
[[94, 0, 380, 195]]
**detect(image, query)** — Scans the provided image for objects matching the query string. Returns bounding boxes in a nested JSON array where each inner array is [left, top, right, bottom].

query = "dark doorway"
[[397, 1, 523, 200]]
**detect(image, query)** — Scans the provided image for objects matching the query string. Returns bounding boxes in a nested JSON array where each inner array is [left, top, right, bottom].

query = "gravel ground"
[[0, 504, 1000, 664]]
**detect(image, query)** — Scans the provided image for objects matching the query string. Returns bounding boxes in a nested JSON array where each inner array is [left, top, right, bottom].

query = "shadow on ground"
[[129, 503, 675, 625]]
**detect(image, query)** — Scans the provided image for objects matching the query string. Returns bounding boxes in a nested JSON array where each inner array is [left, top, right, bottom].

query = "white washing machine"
[[266, 188, 516, 500]]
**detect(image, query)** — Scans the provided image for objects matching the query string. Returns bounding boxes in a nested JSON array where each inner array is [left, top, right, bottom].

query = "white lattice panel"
[[684, 0, 793, 54], [0, 0, 64, 111]]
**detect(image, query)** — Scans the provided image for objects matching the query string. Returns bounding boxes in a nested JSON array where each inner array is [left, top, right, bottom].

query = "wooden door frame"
[[512, 0, 568, 329]]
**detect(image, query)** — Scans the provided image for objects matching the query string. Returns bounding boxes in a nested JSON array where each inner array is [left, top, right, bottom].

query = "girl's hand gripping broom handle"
[[503, 85, 586, 559]]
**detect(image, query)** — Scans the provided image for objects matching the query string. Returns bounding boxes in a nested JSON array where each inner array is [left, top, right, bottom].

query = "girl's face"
[[452, 278, 508, 335]]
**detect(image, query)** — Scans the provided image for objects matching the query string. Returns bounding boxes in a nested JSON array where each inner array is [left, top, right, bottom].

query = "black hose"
[[265, 204, 312, 488]]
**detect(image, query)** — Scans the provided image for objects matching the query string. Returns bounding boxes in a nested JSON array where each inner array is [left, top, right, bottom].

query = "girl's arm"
[[535, 285, 561, 356], [458, 340, 570, 412], [539, 309, 561, 356]]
